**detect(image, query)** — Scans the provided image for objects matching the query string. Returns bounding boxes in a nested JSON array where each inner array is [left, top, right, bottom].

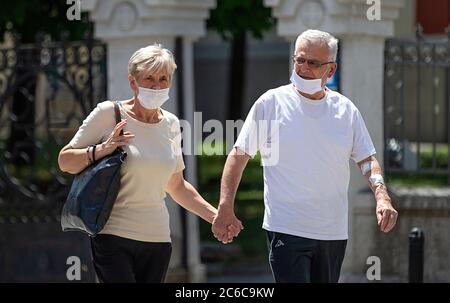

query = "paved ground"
[[205, 264, 403, 283], [207, 273, 274, 283], [205, 262, 274, 283]]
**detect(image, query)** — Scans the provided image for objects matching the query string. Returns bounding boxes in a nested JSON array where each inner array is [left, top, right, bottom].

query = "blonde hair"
[[295, 29, 339, 62], [128, 43, 177, 80]]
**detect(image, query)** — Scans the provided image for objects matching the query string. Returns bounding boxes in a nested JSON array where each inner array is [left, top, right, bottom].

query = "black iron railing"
[[384, 24, 450, 177], [0, 31, 107, 224]]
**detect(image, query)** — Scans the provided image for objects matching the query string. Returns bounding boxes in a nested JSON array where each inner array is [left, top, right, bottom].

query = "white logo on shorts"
[[275, 240, 285, 248]]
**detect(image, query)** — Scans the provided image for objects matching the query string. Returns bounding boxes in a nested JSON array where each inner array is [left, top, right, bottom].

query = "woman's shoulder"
[[93, 100, 117, 117], [81, 101, 116, 125], [161, 109, 180, 124], [96, 100, 116, 111], [86, 100, 114, 113], [81, 101, 114, 120]]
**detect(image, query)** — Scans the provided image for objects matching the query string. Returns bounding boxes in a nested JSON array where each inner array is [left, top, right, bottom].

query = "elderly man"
[[212, 29, 398, 283]]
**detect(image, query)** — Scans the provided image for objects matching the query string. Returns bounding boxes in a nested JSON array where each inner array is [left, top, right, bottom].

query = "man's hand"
[[376, 199, 398, 233], [212, 206, 244, 244]]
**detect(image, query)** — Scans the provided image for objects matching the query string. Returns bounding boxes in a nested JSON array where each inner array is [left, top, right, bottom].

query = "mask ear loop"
[[319, 63, 334, 90], [320, 64, 331, 80]]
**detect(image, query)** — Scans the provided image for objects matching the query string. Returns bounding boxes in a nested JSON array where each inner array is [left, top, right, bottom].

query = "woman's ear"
[[128, 74, 138, 94]]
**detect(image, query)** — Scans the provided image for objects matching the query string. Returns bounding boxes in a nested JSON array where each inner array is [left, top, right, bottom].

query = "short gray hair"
[[128, 43, 177, 79], [294, 29, 339, 62]]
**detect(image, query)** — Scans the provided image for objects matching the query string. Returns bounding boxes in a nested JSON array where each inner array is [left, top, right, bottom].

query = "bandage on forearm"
[[369, 174, 384, 187], [360, 161, 374, 175]]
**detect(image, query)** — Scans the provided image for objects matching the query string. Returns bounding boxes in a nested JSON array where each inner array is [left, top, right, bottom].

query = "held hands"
[[376, 198, 398, 233], [212, 206, 244, 244], [102, 119, 135, 154]]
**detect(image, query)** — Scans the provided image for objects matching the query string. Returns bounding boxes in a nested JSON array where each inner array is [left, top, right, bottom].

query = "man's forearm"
[[219, 163, 242, 211], [218, 148, 250, 211], [358, 157, 398, 232], [359, 156, 392, 203], [374, 183, 392, 203]]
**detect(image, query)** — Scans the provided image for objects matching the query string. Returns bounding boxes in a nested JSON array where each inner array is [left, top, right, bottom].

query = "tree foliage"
[[207, 0, 276, 120], [207, 0, 275, 40], [0, 0, 90, 43]]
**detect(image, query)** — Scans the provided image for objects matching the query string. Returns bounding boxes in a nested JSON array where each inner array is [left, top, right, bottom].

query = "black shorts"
[[90, 234, 172, 283], [266, 230, 347, 283]]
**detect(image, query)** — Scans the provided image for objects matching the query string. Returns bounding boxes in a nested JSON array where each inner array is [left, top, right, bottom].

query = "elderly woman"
[[58, 44, 240, 283]]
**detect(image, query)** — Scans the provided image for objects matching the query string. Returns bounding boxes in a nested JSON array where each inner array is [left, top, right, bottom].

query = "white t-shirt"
[[69, 101, 185, 242], [234, 84, 376, 240]]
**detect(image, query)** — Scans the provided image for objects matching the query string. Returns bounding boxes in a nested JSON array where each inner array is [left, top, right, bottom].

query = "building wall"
[[394, 0, 416, 37], [343, 187, 450, 283]]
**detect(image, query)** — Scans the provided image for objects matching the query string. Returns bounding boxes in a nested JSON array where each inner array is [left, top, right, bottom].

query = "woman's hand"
[[100, 119, 135, 155]]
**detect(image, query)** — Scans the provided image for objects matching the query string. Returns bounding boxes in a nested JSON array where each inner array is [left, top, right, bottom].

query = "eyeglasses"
[[292, 56, 334, 69]]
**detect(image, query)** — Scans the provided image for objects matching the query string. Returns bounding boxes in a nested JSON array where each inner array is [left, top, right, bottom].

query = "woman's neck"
[[125, 98, 163, 123]]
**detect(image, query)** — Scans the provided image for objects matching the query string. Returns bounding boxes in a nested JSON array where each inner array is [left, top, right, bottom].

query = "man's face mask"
[[290, 66, 330, 95]]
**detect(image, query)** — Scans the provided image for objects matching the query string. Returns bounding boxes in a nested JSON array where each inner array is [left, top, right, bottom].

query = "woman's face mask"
[[136, 86, 170, 109], [133, 74, 170, 109]]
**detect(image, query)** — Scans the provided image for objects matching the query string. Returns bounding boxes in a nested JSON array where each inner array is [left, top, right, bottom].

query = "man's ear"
[[328, 63, 337, 78]]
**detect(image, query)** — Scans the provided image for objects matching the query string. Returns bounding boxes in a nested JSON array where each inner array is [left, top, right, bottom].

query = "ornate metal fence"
[[0, 32, 107, 224], [384, 25, 450, 176]]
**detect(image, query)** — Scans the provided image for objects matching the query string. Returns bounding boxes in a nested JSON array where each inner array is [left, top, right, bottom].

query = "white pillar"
[[264, 0, 405, 280], [82, 0, 216, 282], [340, 34, 386, 279], [181, 36, 206, 282]]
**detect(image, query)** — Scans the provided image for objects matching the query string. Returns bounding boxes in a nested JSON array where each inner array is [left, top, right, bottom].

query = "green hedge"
[[197, 151, 267, 260], [387, 144, 448, 187], [420, 145, 448, 170]]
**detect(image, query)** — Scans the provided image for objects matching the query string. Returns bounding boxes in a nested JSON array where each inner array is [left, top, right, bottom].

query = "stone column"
[[264, 0, 405, 280], [82, 0, 216, 282]]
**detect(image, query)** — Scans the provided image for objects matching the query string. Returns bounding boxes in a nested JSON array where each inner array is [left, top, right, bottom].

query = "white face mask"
[[290, 67, 329, 95], [136, 86, 170, 109]]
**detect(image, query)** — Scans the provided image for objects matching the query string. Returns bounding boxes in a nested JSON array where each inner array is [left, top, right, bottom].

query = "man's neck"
[[298, 88, 326, 100]]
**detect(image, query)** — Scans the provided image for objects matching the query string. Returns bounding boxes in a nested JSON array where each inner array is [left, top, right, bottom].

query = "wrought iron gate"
[[384, 25, 450, 176], [0, 32, 107, 224]]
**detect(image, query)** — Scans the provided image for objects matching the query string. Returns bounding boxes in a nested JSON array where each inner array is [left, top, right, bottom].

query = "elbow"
[[165, 182, 177, 197], [58, 151, 77, 175], [57, 151, 67, 173], [165, 180, 185, 200]]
